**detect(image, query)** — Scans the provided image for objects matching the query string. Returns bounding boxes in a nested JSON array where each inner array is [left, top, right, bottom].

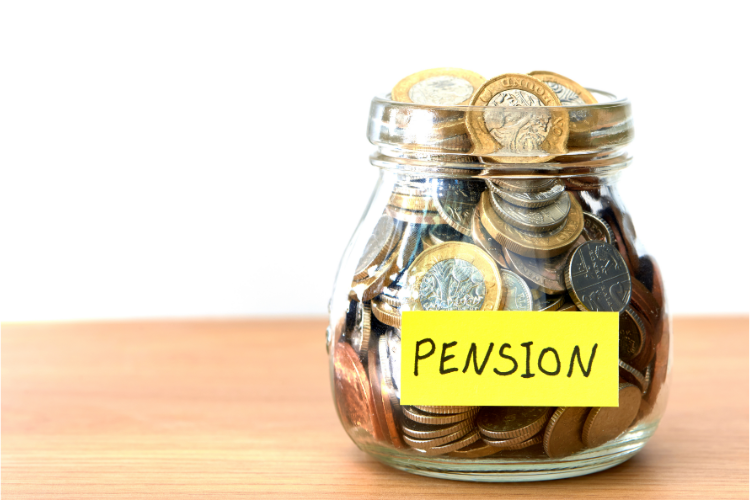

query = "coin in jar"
[[582, 212, 615, 245], [447, 440, 501, 458], [528, 70, 598, 105], [371, 299, 400, 328], [477, 406, 550, 440], [491, 190, 572, 233], [386, 205, 443, 225], [565, 241, 632, 313], [619, 305, 646, 362], [619, 359, 648, 392], [402, 406, 479, 425], [400, 241, 504, 312], [376, 335, 405, 448], [334, 342, 382, 441], [543, 406, 590, 458], [471, 208, 509, 268], [392, 68, 486, 106], [412, 430, 482, 456], [466, 74, 568, 163], [483, 432, 544, 450], [487, 179, 565, 208], [385, 327, 401, 399], [428, 224, 466, 246], [433, 179, 485, 236], [503, 235, 587, 295], [352, 212, 397, 281], [488, 178, 558, 193], [479, 191, 584, 259], [388, 192, 436, 211], [415, 405, 479, 415], [582, 383, 641, 448], [533, 292, 566, 312], [499, 269, 533, 311]]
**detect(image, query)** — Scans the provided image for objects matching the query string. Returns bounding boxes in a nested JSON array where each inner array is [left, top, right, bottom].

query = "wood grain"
[[2, 316, 748, 499]]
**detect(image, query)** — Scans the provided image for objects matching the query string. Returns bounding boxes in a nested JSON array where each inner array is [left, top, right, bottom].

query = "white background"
[[2, 1, 748, 320]]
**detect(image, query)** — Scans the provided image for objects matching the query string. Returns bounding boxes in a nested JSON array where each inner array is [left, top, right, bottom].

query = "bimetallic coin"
[[392, 68, 486, 106], [620, 306, 646, 362], [582, 384, 641, 448], [411, 430, 482, 456], [503, 235, 587, 295], [488, 180, 565, 208], [565, 241, 632, 313], [582, 212, 615, 245], [386, 205, 443, 225], [479, 191, 584, 258], [471, 209, 509, 268], [333, 342, 382, 441], [477, 406, 550, 440], [466, 74, 568, 163], [371, 299, 401, 328], [489, 178, 557, 193], [401, 242, 504, 312], [529, 70, 598, 105], [543, 407, 591, 458], [499, 269, 533, 311], [402, 419, 475, 440], [402, 406, 479, 425], [352, 213, 397, 281], [433, 179, 485, 236]]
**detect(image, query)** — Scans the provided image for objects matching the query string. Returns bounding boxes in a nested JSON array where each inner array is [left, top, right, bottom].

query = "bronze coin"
[[334, 342, 382, 441], [477, 406, 550, 440], [619, 305, 646, 362], [503, 235, 586, 294], [471, 208, 509, 268], [630, 277, 661, 330], [402, 406, 479, 425], [565, 241, 632, 313], [582, 383, 641, 448], [367, 340, 391, 443], [543, 407, 591, 458], [582, 212, 615, 244], [402, 418, 475, 440]]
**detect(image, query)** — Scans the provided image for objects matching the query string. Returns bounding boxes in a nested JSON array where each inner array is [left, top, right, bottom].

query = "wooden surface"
[[2, 316, 748, 499]]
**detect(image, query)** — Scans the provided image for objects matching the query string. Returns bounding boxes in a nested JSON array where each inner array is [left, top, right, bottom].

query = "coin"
[[352, 213, 397, 281], [487, 180, 565, 208], [466, 74, 568, 163], [499, 269, 533, 311], [402, 406, 479, 425], [346, 301, 364, 354], [402, 419, 475, 440], [488, 178, 557, 193], [359, 304, 371, 357], [433, 179, 485, 235], [354, 244, 399, 302], [377, 335, 405, 448], [378, 291, 401, 309], [447, 440, 501, 458], [388, 192, 436, 211], [557, 301, 578, 312], [528, 71, 598, 105], [392, 68, 486, 106], [565, 241, 632, 313], [582, 212, 615, 244], [415, 405, 480, 415], [483, 433, 544, 450], [334, 342, 382, 441], [620, 306, 646, 362], [630, 277, 661, 330], [477, 406, 550, 440], [479, 191, 584, 258], [412, 430, 482, 456], [534, 294, 566, 311], [371, 299, 401, 328], [386, 205, 443, 225], [543, 407, 590, 458], [471, 208, 509, 268], [618, 359, 648, 392], [491, 190, 572, 233], [428, 224, 465, 246], [400, 241, 504, 312], [404, 429, 470, 449], [582, 383, 641, 448], [385, 327, 401, 399], [503, 235, 587, 294], [367, 340, 391, 443]]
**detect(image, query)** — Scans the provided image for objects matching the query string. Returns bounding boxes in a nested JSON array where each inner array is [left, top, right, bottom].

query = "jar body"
[[327, 95, 671, 482]]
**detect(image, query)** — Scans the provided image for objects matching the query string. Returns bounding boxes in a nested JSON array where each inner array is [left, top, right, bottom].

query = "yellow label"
[[400, 311, 619, 407]]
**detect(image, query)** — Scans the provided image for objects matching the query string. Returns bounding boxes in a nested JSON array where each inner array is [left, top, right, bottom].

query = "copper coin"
[[402, 406, 479, 425], [630, 277, 661, 329], [565, 241, 632, 313], [582, 383, 641, 448], [543, 407, 591, 458], [477, 406, 550, 440], [582, 212, 615, 244], [377, 336, 405, 448], [503, 235, 586, 294], [414, 405, 480, 415], [334, 342, 382, 441], [471, 208, 509, 268], [402, 418, 475, 440], [367, 340, 391, 443], [447, 440, 501, 458], [619, 305, 646, 362]]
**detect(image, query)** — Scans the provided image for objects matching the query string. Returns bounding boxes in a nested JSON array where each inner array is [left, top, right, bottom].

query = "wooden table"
[[2, 317, 747, 499]]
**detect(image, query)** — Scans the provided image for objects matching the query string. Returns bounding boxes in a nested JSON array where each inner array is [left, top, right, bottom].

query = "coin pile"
[[333, 68, 667, 460]]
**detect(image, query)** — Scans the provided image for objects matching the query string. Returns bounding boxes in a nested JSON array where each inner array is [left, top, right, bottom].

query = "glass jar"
[[327, 90, 671, 482]]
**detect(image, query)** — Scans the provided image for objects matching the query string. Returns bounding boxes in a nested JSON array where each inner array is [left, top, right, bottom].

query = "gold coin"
[[360, 303, 371, 356], [581, 383, 641, 448], [388, 192, 436, 211], [543, 407, 590, 458], [371, 299, 401, 328], [378, 292, 401, 309], [402, 406, 479, 425], [478, 191, 584, 258], [386, 205, 443, 225], [471, 208, 509, 269], [528, 71, 598, 105], [477, 406, 550, 440], [466, 73, 569, 163], [392, 68, 486, 106], [402, 418, 475, 440], [401, 241, 504, 312]]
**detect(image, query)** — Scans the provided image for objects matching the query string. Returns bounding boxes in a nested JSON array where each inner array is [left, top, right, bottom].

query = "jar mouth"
[[367, 89, 633, 175]]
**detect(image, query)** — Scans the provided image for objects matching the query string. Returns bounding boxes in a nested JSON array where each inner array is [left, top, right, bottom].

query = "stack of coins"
[[335, 68, 666, 460]]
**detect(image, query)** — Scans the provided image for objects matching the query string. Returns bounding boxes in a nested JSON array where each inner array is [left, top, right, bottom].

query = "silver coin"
[[565, 241, 632, 313], [354, 213, 396, 279], [418, 259, 486, 311], [543, 81, 586, 106], [346, 301, 364, 354], [483, 90, 551, 155], [499, 269, 533, 311], [428, 224, 465, 245], [487, 180, 565, 208], [386, 328, 401, 399], [488, 178, 557, 193], [408, 76, 475, 106], [491, 191, 571, 233], [433, 179, 485, 236]]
